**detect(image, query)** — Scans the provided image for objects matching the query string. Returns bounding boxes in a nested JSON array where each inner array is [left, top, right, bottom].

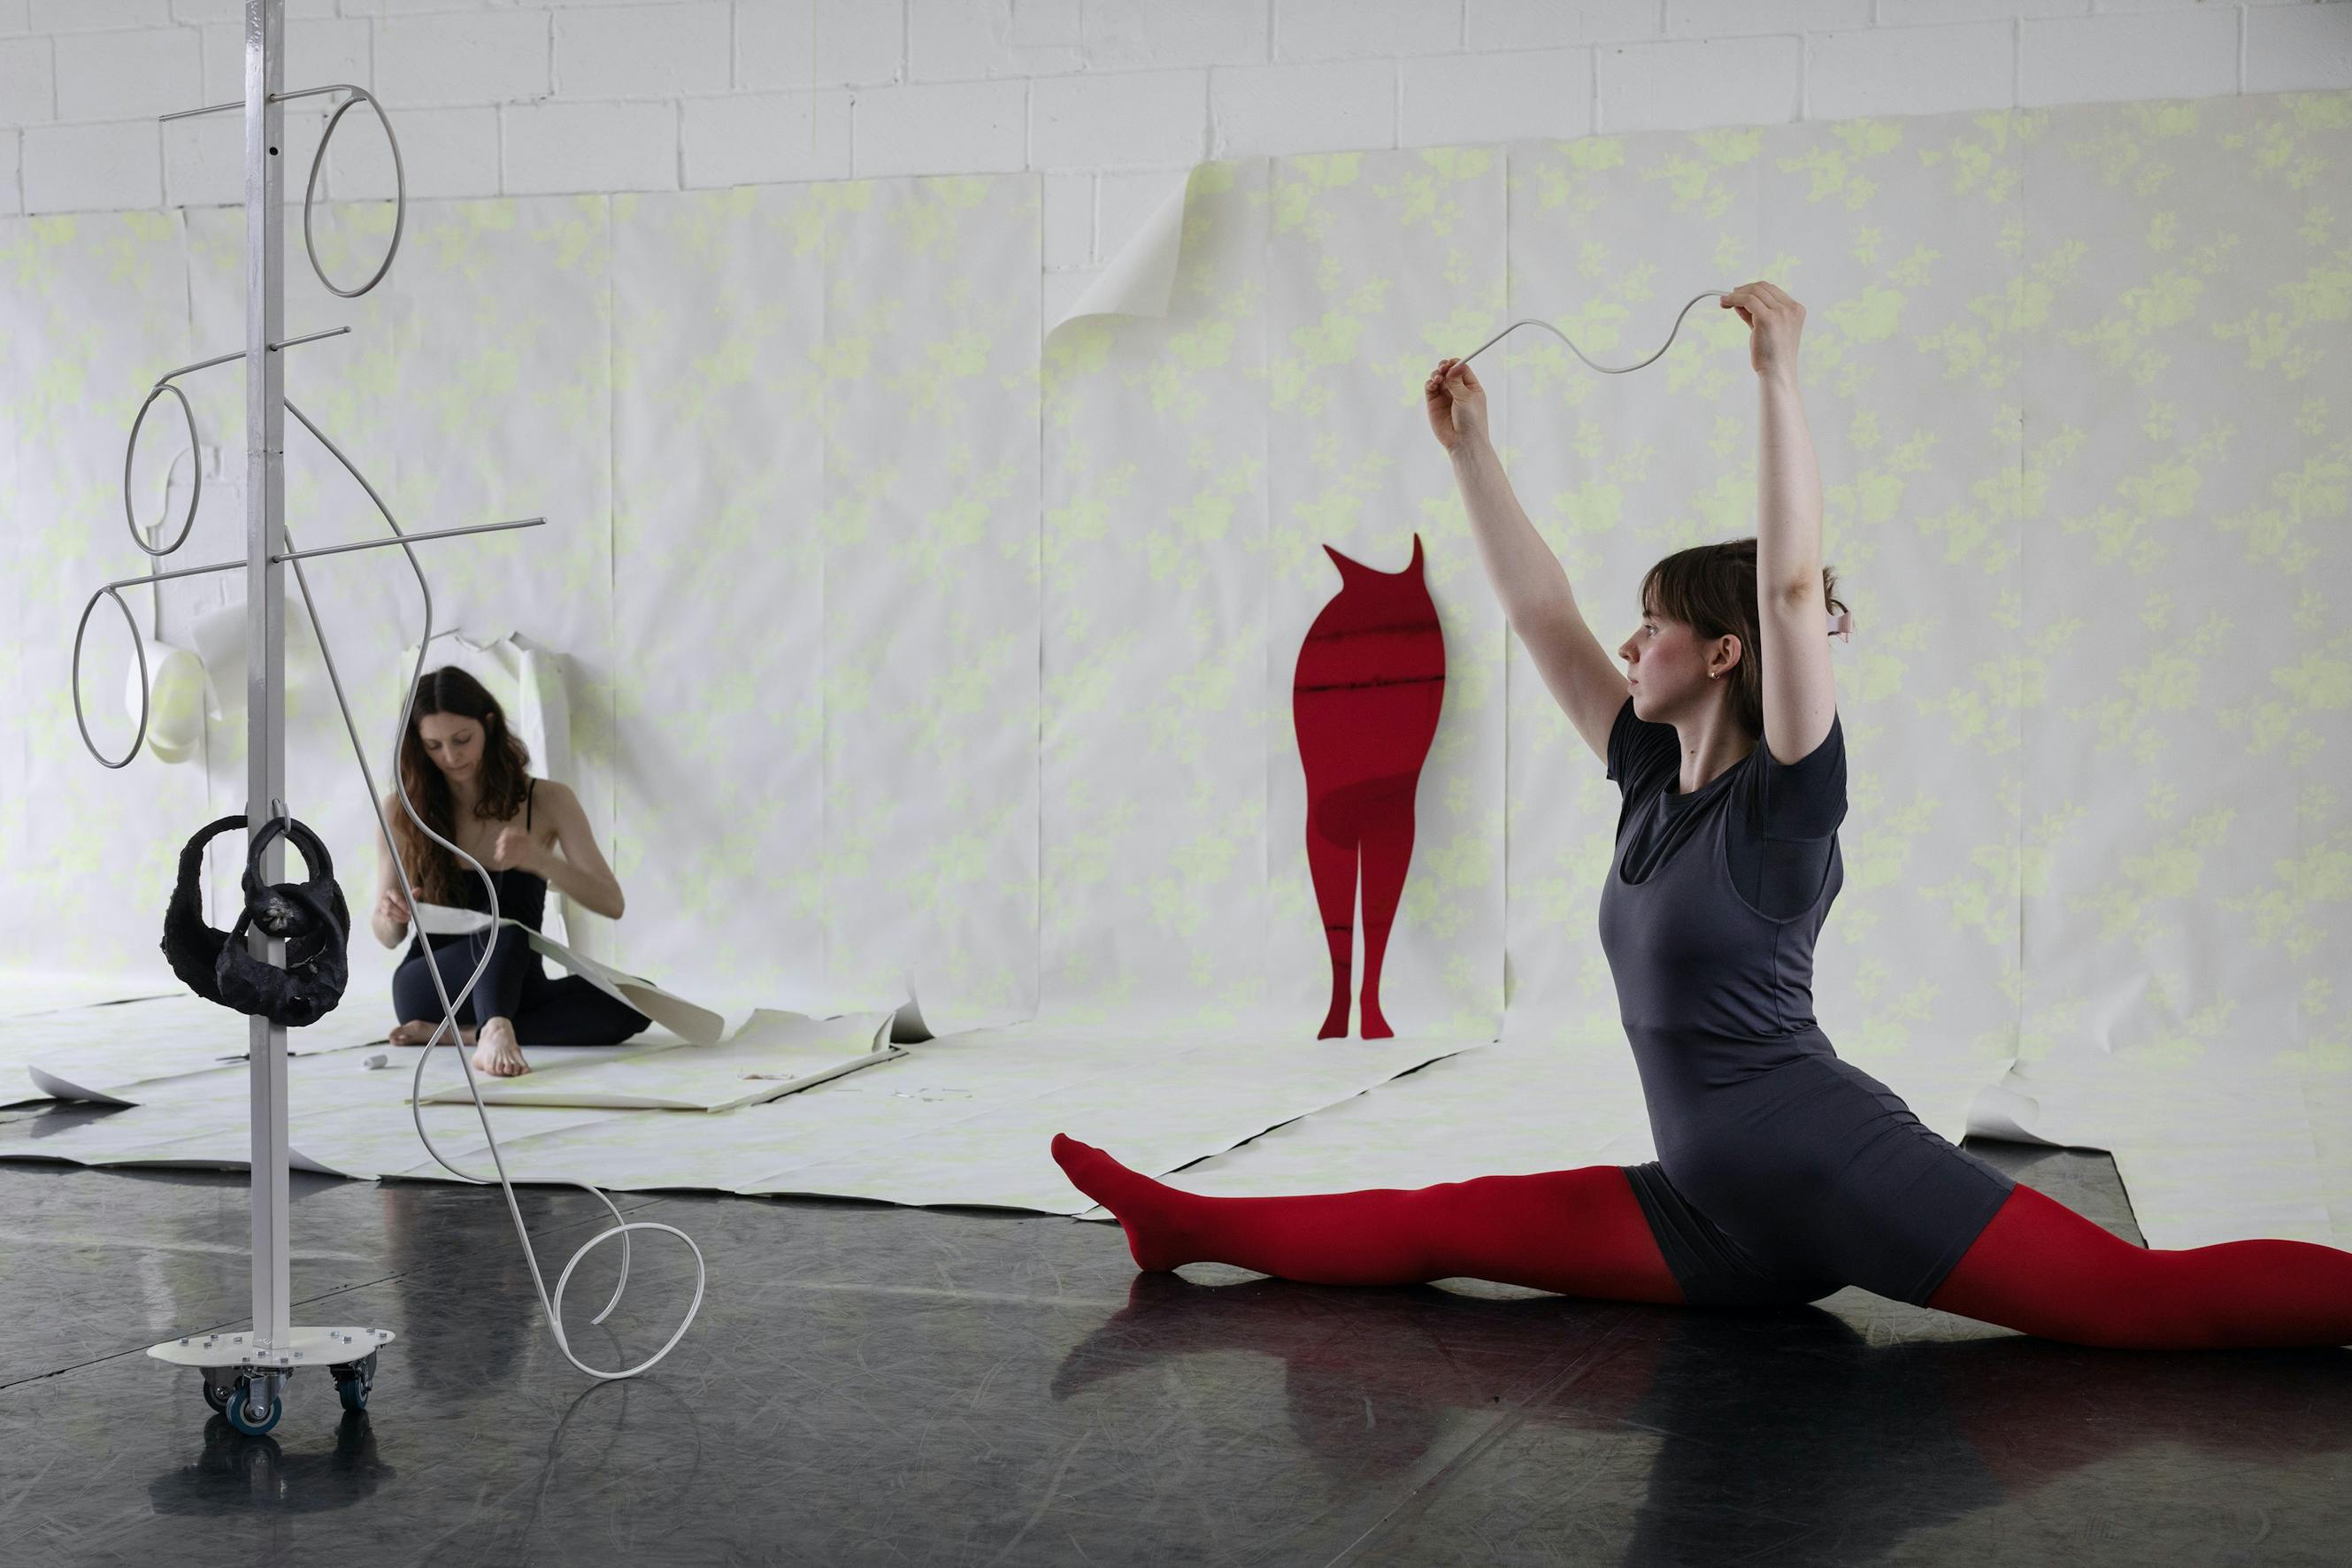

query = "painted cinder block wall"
[[0, 0, 2345, 327]]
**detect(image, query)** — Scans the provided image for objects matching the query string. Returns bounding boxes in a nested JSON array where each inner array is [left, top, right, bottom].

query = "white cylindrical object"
[[125, 636, 209, 764]]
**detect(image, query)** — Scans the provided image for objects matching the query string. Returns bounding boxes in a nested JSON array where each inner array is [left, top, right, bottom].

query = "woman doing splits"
[[373, 666, 649, 1078], [1049, 282, 2352, 1350]]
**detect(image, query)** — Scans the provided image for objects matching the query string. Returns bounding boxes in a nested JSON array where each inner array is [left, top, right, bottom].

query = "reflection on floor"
[[1, 1126, 2346, 1566]]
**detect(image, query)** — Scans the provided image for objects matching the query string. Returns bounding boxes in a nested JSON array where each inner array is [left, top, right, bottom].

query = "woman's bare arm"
[[524, 781, 626, 921], [1452, 436, 1630, 764]]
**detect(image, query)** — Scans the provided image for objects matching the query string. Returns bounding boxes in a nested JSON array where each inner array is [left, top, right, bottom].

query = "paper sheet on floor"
[[0, 970, 178, 1018], [9, 993, 381, 1103], [1964, 1049, 2349, 1251], [417, 1008, 902, 1111], [389, 1023, 1495, 1208], [0, 1043, 637, 1177]]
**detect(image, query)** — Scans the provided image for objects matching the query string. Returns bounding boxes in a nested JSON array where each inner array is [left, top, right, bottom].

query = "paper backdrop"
[[3, 93, 2348, 1249], [1032, 94, 2351, 1249], [5, 181, 1041, 1040]]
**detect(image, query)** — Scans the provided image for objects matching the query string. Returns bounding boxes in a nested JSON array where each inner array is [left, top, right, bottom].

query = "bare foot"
[[388, 1018, 477, 1048], [472, 1017, 529, 1078]]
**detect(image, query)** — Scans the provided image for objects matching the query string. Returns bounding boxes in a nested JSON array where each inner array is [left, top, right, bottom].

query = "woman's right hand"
[[375, 886, 418, 929], [1425, 357, 1488, 453]]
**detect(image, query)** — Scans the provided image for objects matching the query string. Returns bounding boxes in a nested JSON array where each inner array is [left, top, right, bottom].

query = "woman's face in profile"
[[1619, 603, 1677, 695]]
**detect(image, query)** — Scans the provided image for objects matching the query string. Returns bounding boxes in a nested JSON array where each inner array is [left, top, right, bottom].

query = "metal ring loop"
[[72, 587, 149, 770], [302, 86, 405, 300], [123, 381, 200, 557]]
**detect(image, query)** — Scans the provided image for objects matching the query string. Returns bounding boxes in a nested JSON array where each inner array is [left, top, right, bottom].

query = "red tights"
[[1049, 1134, 2352, 1349], [1924, 1180, 2352, 1349]]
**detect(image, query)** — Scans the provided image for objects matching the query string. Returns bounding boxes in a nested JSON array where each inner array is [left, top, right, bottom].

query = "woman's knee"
[[390, 958, 433, 1018]]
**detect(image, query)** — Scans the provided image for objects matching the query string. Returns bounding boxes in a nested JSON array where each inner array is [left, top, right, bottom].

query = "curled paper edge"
[[1964, 1077, 2063, 1149], [1045, 167, 1199, 340]]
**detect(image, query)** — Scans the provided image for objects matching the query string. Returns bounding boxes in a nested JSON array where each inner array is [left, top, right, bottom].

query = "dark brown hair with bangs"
[[1639, 539, 1849, 742]]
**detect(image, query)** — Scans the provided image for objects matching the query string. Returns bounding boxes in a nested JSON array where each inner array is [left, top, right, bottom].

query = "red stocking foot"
[[1050, 1133, 1199, 1272]]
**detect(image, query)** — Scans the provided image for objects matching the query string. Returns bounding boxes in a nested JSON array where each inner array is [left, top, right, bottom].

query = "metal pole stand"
[[123, 0, 399, 1436], [73, 0, 671, 1420]]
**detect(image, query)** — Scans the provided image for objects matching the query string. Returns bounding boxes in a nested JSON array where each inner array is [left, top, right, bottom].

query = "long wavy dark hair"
[[1639, 539, 1850, 742], [392, 665, 534, 904]]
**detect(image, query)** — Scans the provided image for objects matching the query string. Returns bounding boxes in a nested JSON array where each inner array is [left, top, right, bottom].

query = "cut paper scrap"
[[1293, 534, 1444, 1041], [418, 1007, 903, 1111], [409, 900, 725, 1045], [1046, 166, 1194, 337], [11, 992, 380, 1104]]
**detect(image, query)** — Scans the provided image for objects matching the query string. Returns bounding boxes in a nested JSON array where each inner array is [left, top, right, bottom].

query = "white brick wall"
[[1401, 48, 1592, 147], [0, 0, 2344, 300], [2022, 8, 2241, 104], [23, 117, 158, 211], [1031, 66, 1203, 166], [1212, 58, 1394, 155], [1808, 20, 2013, 118], [556, 2, 729, 98], [53, 25, 198, 120], [197, 17, 365, 104], [1598, 35, 1805, 131], [504, 96, 675, 191], [374, 12, 549, 107], [0, 35, 52, 121], [2250, 0, 2352, 88], [681, 87, 849, 185]]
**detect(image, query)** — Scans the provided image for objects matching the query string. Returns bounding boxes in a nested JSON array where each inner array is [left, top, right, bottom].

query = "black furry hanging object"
[[162, 810, 351, 1028]]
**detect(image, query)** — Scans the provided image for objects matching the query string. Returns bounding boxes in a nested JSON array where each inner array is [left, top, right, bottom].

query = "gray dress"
[[1597, 694, 2016, 1307]]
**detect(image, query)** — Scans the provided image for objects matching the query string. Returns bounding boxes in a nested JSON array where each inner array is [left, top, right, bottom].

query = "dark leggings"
[[393, 926, 650, 1047]]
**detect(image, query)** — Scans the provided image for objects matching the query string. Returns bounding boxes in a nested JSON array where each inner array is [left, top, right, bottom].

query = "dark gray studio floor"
[[1, 1110, 2347, 1568]]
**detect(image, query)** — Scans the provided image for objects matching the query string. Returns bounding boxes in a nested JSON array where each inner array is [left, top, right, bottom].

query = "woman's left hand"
[[488, 824, 539, 873], [1719, 281, 1804, 379]]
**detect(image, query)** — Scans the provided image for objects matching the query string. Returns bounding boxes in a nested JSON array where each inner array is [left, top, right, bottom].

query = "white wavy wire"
[[95, 87, 707, 1381]]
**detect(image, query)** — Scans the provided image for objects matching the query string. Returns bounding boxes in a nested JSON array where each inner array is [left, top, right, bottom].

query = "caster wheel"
[[331, 1349, 378, 1412], [200, 1369, 235, 1414], [223, 1380, 282, 1436]]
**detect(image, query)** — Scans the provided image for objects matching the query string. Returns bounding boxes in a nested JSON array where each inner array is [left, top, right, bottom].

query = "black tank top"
[[414, 778, 546, 950]]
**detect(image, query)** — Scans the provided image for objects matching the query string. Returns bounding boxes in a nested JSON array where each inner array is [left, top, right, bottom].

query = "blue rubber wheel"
[[201, 1375, 233, 1413], [332, 1349, 377, 1412], [223, 1382, 281, 1436]]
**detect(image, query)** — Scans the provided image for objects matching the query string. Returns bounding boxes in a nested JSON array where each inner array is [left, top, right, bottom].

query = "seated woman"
[[371, 665, 649, 1077]]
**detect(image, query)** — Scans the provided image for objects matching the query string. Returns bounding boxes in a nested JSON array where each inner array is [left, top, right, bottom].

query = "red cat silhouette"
[[1291, 534, 1446, 1039]]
